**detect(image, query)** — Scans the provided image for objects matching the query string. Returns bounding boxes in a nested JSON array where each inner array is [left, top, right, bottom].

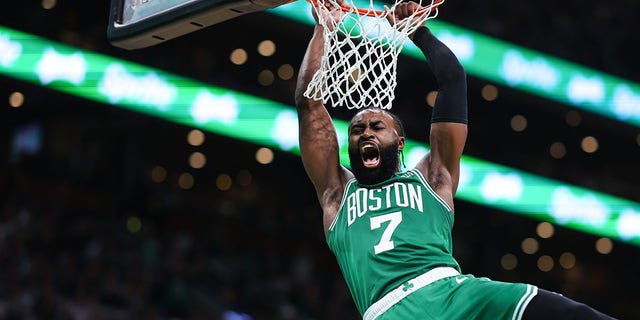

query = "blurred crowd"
[[0, 154, 359, 320], [1, 1, 639, 319], [0, 111, 361, 319], [0, 111, 636, 320]]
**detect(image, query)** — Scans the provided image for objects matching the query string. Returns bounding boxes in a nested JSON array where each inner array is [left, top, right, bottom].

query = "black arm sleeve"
[[412, 26, 468, 124]]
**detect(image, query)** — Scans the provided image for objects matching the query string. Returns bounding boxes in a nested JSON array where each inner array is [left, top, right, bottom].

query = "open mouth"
[[360, 141, 381, 168]]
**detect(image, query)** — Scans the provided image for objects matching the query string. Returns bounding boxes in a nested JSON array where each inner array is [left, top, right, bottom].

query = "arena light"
[[1, 25, 639, 246], [271, 1, 640, 128]]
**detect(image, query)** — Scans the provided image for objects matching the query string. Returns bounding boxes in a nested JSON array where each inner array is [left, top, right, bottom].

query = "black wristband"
[[413, 26, 468, 124]]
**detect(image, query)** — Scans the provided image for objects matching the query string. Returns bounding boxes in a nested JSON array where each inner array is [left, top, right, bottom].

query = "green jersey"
[[327, 169, 461, 315]]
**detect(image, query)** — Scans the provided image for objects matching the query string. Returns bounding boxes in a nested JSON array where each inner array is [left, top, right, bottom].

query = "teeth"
[[360, 142, 379, 164], [361, 144, 375, 152]]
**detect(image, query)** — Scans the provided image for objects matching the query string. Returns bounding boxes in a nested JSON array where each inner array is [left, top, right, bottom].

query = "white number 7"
[[370, 211, 402, 254]]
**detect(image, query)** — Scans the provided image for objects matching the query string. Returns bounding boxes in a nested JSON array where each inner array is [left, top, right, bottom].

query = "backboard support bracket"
[[108, 0, 293, 50]]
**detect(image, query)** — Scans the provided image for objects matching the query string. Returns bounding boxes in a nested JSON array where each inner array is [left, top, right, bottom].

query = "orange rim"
[[307, 0, 444, 17]]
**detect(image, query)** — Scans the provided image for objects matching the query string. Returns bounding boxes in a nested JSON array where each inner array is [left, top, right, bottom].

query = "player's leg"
[[521, 289, 617, 320]]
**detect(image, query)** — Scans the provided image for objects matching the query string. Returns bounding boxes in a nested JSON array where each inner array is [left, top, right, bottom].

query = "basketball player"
[[294, 1, 616, 319]]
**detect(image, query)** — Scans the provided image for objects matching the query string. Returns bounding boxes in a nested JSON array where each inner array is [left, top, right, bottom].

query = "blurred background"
[[1, 0, 639, 319]]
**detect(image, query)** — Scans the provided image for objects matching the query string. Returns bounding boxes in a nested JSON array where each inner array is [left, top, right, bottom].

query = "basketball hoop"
[[304, 0, 443, 110]]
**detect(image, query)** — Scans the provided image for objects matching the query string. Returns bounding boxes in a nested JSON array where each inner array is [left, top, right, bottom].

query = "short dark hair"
[[385, 110, 405, 137], [351, 107, 405, 137]]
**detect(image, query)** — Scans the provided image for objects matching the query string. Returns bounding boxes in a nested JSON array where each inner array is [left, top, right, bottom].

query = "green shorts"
[[376, 274, 538, 320]]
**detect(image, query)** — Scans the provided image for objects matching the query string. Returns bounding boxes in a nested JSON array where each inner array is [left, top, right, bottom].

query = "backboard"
[[108, 0, 293, 50]]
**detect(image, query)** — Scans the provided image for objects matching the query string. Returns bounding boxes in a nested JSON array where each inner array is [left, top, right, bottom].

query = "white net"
[[304, 0, 443, 109]]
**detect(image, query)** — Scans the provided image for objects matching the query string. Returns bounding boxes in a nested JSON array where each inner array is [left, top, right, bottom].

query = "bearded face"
[[349, 138, 400, 185], [347, 109, 404, 185]]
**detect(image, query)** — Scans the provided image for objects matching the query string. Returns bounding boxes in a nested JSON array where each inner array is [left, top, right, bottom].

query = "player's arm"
[[295, 5, 352, 233], [388, 2, 468, 210]]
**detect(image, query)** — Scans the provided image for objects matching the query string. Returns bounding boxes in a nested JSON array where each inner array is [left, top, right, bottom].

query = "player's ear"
[[398, 136, 405, 152]]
